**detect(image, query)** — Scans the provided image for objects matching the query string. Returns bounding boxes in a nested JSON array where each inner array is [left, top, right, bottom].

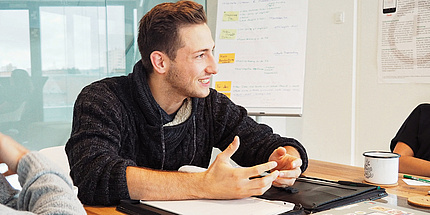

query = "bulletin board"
[[213, 0, 308, 116]]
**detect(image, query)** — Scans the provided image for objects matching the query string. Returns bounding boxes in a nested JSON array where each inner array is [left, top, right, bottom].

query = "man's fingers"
[[248, 161, 277, 179], [272, 179, 297, 188], [291, 158, 303, 169], [274, 154, 302, 170], [274, 168, 302, 187], [278, 168, 301, 178], [278, 155, 302, 169], [218, 136, 240, 161], [274, 147, 287, 158], [247, 170, 280, 194]]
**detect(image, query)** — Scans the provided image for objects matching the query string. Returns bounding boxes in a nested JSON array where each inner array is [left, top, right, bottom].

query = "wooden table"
[[305, 159, 430, 198], [84, 159, 430, 214]]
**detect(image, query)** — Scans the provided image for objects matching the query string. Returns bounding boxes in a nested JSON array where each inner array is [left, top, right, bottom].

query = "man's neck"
[[148, 75, 186, 115]]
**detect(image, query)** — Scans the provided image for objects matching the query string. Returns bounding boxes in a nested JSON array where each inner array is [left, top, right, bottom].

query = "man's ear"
[[150, 51, 169, 74]]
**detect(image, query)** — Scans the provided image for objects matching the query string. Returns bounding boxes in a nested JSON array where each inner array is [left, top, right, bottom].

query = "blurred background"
[[0, 0, 206, 150]]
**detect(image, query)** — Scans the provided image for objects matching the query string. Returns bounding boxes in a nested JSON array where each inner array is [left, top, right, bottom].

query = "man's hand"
[[268, 146, 302, 187], [0, 132, 29, 174], [203, 136, 279, 199]]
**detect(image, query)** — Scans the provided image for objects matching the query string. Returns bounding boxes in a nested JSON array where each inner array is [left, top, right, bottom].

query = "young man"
[[0, 132, 85, 214], [66, 1, 308, 206]]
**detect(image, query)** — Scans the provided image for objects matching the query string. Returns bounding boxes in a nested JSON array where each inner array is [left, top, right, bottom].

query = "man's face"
[[166, 23, 218, 99]]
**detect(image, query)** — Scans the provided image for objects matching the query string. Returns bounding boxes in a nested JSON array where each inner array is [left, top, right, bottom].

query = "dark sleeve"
[[390, 104, 426, 153], [209, 90, 308, 172], [65, 83, 136, 206]]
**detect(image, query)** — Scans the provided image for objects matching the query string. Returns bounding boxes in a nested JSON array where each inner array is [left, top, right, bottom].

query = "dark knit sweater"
[[65, 61, 308, 206]]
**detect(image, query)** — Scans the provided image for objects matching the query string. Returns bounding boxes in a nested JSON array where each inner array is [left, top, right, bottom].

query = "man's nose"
[[206, 54, 218, 74]]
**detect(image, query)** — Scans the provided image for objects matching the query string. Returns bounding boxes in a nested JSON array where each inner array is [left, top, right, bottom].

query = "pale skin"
[[0, 132, 30, 176], [127, 23, 303, 200], [393, 142, 430, 177]]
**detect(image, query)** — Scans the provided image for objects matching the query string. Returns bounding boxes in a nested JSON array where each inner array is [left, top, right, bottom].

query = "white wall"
[[207, 0, 430, 167], [355, 0, 430, 166]]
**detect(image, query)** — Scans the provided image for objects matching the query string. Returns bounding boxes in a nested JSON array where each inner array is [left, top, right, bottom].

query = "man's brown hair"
[[138, 1, 207, 74]]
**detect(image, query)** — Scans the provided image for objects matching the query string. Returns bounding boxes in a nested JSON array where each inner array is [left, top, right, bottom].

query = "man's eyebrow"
[[192, 45, 215, 55], [194, 48, 213, 53]]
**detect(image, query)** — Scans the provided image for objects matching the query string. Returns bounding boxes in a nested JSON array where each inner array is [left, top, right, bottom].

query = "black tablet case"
[[257, 176, 388, 214], [116, 199, 179, 215], [116, 176, 387, 215]]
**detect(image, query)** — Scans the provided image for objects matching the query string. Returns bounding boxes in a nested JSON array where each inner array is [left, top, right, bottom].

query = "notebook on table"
[[116, 197, 295, 215]]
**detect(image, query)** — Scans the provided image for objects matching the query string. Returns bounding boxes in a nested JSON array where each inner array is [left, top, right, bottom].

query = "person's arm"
[[66, 84, 136, 206], [393, 141, 430, 177], [16, 152, 86, 215], [0, 132, 28, 174], [128, 136, 280, 200], [0, 133, 85, 215], [208, 90, 308, 183], [67, 84, 279, 204]]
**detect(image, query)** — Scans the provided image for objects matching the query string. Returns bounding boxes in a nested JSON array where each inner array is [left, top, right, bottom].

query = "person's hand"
[[203, 136, 279, 199], [0, 132, 29, 175], [268, 146, 302, 187]]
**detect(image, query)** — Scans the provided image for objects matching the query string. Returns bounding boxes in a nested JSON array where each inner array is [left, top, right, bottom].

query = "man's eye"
[[197, 53, 205, 58]]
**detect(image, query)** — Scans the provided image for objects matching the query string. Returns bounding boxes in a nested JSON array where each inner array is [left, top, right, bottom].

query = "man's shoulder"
[[90, 75, 128, 87], [81, 76, 129, 94], [201, 89, 247, 115], [207, 88, 231, 102], [76, 75, 132, 107]]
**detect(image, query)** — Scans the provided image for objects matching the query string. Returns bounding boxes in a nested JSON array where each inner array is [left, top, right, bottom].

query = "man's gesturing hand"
[[203, 136, 279, 199], [269, 146, 302, 187]]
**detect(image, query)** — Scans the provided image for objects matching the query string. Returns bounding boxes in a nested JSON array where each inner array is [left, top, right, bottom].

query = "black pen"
[[337, 181, 370, 187], [249, 171, 270, 179]]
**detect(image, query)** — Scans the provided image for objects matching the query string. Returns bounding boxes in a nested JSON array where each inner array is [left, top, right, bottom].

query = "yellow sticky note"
[[223, 11, 239, 21], [220, 29, 237, 40], [218, 53, 235, 64], [222, 92, 231, 98], [215, 81, 232, 91]]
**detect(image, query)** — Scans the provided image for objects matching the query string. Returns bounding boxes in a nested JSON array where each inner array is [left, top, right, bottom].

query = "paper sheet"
[[160, 165, 295, 214], [141, 197, 294, 215], [377, 0, 430, 83], [402, 178, 430, 186]]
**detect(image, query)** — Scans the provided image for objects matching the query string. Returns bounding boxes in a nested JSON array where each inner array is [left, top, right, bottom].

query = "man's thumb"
[[219, 136, 240, 160]]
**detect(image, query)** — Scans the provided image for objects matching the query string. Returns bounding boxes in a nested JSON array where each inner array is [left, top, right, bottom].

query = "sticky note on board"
[[221, 92, 231, 98], [220, 29, 237, 40], [218, 53, 235, 64], [223, 11, 239, 21], [215, 81, 232, 91]]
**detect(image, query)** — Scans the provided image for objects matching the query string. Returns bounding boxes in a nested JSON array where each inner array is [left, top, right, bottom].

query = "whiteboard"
[[212, 0, 308, 116]]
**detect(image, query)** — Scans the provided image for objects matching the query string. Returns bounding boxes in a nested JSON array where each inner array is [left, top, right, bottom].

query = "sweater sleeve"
[[0, 173, 19, 208], [66, 84, 136, 206], [15, 152, 86, 215], [209, 90, 308, 172]]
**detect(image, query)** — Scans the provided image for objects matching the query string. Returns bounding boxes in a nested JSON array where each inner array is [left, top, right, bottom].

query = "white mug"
[[363, 151, 400, 185]]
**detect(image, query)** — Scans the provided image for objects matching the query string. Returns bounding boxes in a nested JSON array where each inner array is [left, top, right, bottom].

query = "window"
[[0, 0, 206, 150]]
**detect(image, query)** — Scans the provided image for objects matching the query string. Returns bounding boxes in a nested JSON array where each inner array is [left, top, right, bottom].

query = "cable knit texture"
[[66, 61, 308, 206], [0, 152, 85, 215]]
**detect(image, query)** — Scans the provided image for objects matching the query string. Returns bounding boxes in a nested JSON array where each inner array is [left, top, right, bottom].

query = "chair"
[[39, 145, 70, 173], [39, 145, 78, 195]]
